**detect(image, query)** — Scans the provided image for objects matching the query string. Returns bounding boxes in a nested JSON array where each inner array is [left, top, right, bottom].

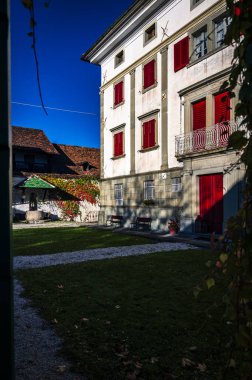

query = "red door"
[[199, 174, 223, 234], [193, 99, 206, 151]]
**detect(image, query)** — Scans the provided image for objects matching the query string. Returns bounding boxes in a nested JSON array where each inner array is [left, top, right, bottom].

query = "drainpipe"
[[0, 1, 14, 378]]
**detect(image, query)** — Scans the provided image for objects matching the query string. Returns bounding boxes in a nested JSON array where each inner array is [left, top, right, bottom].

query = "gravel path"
[[15, 241, 197, 379], [15, 279, 85, 380], [14, 242, 196, 270]]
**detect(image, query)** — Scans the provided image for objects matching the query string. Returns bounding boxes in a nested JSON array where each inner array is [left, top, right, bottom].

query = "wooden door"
[[199, 174, 223, 234]]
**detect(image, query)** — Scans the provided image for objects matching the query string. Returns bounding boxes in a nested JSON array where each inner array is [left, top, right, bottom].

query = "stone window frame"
[[110, 123, 126, 160], [188, 10, 231, 67], [212, 11, 232, 50], [190, 24, 208, 62], [142, 54, 158, 93], [180, 71, 237, 134], [137, 109, 160, 152], [143, 22, 157, 46], [144, 179, 155, 200], [114, 50, 124, 68], [113, 77, 125, 109], [114, 183, 123, 206], [171, 177, 182, 192]]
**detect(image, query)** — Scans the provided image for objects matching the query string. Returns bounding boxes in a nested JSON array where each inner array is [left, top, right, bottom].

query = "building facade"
[[13, 126, 100, 222], [82, 0, 244, 233]]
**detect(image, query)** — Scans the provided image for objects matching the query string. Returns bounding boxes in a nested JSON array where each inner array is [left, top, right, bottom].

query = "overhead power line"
[[12, 101, 97, 116]]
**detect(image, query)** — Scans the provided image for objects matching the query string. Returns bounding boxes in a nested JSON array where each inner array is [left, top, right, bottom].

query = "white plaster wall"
[[134, 59, 162, 173], [101, 0, 228, 177], [103, 73, 131, 178], [168, 43, 234, 168], [101, 0, 220, 82], [13, 199, 100, 223]]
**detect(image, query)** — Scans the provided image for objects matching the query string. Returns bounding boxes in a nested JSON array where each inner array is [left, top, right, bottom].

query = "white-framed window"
[[193, 28, 207, 60], [114, 184, 123, 206], [144, 180, 155, 200], [144, 23, 156, 45], [214, 16, 231, 48], [171, 177, 182, 192]]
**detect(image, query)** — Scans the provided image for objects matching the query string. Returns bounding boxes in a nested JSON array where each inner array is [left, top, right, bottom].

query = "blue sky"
[[11, 0, 133, 148]]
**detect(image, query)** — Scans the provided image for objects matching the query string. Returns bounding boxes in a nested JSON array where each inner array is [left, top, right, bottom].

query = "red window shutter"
[[214, 91, 230, 124], [181, 36, 189, 67], [144, 60, 155, 89], [143, 121, 149, 148], [114, 133, 118, 156], [114, 131, 123, 156], [193, 99, 206, 131], [114, 81, 123, 106], [174, 36, 189, 72], [149, 119, 155, 147], [174, 42, 181, 72], [142, 119, 155, 148], [118, 131, 123, 156]]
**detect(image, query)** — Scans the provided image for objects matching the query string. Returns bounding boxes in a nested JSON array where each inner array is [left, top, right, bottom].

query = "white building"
[[82, 0, 244, 233]]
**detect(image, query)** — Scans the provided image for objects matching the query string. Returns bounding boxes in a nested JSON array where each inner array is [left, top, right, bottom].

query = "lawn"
[[13, 226, 155, 256], [16, 249, 236, 380]]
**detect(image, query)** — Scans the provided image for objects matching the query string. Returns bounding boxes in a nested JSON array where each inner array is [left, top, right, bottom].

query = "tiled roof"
[[12, 126, 58, 154], [53, 144, 100, 177], [12, 126, 100, 178]]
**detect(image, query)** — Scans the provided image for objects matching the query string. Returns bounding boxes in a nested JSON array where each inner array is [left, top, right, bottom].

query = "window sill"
[[187, 44, 228, 69], [142, 82, 158, 94], [111, 154, 126, 160], [143, 34, 157, 47], [138, 145, 159, 153], [113, 100, 125, 109]]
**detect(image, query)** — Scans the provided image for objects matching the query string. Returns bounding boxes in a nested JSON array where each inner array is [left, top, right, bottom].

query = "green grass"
[[13, 226, 155, 256], [16, 249, 236, 380]]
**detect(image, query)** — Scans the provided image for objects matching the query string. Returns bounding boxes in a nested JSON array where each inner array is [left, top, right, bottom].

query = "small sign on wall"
[[160, 173, 167, 180]]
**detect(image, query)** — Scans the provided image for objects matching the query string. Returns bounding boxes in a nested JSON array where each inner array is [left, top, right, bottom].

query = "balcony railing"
[[175, 120, 241, 157]]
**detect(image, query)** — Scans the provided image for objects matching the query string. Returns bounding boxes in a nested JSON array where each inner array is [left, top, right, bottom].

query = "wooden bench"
[[107, 215, 123, 227], [131, 217, 152, 230]]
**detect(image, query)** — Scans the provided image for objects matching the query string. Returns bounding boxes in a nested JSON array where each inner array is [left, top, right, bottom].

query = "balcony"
[[175, 120, 240, 158]]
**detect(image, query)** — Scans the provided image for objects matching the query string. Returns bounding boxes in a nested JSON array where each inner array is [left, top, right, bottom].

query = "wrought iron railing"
[[175, 120, 241, 157]]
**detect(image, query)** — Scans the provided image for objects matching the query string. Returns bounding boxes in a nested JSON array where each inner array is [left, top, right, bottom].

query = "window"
[[115, 50, 124, 67], [114, 184, 123, 206], [193, 99, 206, 131], [192, 99, 206, 151], [214, 16, 231, 48], [114, 80, 124, 107], [144, 180, 155, 200], [171, 177, 182, 192], [174, 36, 189, 72], [144, 23, 156, 45], [193, 28, 207, 60], [143, 59, 156, 90], [191, 0, 205, 10], [113, 130, 124, 157], [142, 119, 156, 149], [214, 91, 230, 124], [24, 154, 35, 171]]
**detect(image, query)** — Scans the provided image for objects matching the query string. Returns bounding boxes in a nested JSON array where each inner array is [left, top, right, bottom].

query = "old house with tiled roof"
[[13, 126, 100, 222]]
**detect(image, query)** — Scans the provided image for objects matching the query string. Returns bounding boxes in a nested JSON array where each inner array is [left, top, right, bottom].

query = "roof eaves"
[[81, 0, 150, 63]]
